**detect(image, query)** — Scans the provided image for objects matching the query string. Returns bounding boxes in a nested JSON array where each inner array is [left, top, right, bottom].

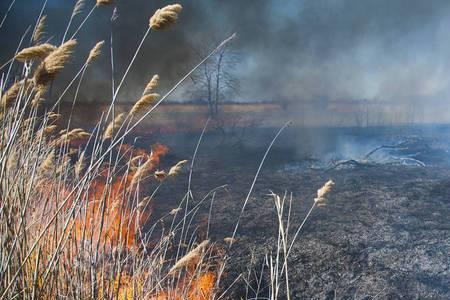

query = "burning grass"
[[0, 1, 334, 299]]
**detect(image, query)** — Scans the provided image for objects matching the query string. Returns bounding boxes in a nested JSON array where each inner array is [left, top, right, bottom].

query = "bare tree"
[[190, 38, 239, 117]]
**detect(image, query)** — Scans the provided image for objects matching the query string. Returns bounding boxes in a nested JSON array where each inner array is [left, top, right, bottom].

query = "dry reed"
[[72, 0, 86, 17], [103, 112, 125, 140], [314, 180, 335, 206], [129, 93, 160, 116], [96, 0, 113, 6], [168, 160, 188, 177], [86, 40, 104, 65], [169, 240, 209, 274], [33, 39, 77, 87], [149, 4, 183, 30], [143, 74, 159, 95], [16, 44, 56, 62], [32, 15, 47, 45]]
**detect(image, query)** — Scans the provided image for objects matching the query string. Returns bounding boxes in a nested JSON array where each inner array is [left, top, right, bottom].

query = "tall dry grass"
[[0, 1, 334, 299]]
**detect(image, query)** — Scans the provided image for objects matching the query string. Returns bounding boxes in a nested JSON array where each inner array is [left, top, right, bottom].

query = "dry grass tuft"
[[131, 159, 154, 187], [143, 74, 159, 95], [16, 44, 57, 62], [72, 0, 86, 17], [314, 180, 335, 206], [39, 151, 55, 176], [168, 160, 189, 177], [31, 85, 48, 107], [33, 15, 47, 45], [42, 125, 58, 136], [86, 40, 104, 65], [96, 0, 113, 7], [129, 93, 159, 116], [53, 128, 90, 146], [33, 39, 77, 87], [74, 151, 86, 178], [103, 112, 125, 140], [1, 80, 31, 109], [169, 240, 209, 274], [154, 170, 167, 181], [149, 4, 182, 30]]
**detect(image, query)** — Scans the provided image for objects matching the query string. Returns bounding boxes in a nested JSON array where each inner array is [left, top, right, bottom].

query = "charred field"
[[2, 0, 450, 299], [126, 122, 450, 299]]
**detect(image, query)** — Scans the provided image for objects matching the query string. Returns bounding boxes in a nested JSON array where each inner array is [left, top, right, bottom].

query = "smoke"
[[1, 0, 450, 111]]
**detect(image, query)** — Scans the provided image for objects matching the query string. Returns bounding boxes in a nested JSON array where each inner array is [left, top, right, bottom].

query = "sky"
[[1, 0, 450, 111]]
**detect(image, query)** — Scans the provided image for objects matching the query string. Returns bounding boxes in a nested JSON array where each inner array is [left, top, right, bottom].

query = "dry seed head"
[[16, 44, 57, 62], [31, 85, 48, 107], [169, 207, 181, 215], [47, 112, 61, 123], [33, 15, 47, 44], [74, 151, 86, 178], [168, 240, 209, 274], [54, 128, 90, 146], [40, 151, 55, 175], [143, 74, 159, 95], [86, 40, 104, 65], [1, 79, 31, 109], [314, 180, 335, 204], [149, 4, 182, 30], [56, 155, 71, 175], [154, 170, 167, 181], [131, 159, 153, 187], [103, 112, 125, 140], [34, 39, 77, 87], [129, 93, 159, 116], [168, 159, 188, 177], [42, 125, 58, 136], [96, 0, 113, 6], [1, 82, 21, 109], [72, 0, 86, 17]]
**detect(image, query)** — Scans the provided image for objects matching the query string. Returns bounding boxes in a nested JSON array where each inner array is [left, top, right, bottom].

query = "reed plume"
[[33, 39, 77, 87], [86, 40, 104, 66], [168, 160, 188, 177], [143, 74, 159, 95], [1, 80, 31, 109], [131, 159, 154, 187], [154, 170, 167, 181], [149, 4, 182, 30], [72, 0, 86, 17], [169, 207, 181, 215], [168, 240, 209, 274], [53, 128, 90, 146], [103, 112, 125, 140], [16, 44, 57, 62], [129, 93, 159, 116], [39, 151, 55, 175], [31, 85, 48, 107], [1, 82, 21, 109], [96, 0, 113, 6], [47, 112, 61, 123], [32, 15, 47, 45], [42, 125, 58, 136], [74, 151, 86, 178], [314, 180, 335, 206]]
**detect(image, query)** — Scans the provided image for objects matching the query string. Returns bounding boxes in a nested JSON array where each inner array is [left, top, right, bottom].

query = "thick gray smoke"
[[1, 0, 450, 119]]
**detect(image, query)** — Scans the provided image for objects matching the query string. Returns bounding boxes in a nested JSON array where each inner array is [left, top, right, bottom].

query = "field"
[[2, 1, 450, 299]]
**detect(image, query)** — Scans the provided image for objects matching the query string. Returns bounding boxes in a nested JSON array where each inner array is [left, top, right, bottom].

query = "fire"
[[31, 141, 218, 299], [74, 143, 169, 251], [151, 272, 216, 300]]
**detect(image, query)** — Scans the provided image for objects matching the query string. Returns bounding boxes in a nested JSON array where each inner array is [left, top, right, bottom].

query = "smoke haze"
[[1, 0, 450, 122]]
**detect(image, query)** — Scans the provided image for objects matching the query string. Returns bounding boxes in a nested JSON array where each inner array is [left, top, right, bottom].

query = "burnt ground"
[[136, 125, 450, 299]]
